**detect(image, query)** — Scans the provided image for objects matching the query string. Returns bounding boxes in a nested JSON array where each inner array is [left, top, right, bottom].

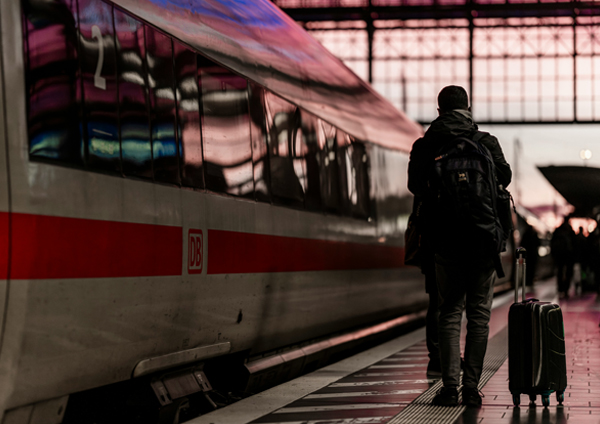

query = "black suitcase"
[[508, 247, 568, 407]]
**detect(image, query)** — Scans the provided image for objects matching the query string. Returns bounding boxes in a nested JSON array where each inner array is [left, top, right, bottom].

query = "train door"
[[0, 5, 9, 353], [0, 1, 25, 420]]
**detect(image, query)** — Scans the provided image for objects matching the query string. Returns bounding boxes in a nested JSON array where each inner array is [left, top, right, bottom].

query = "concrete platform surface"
[[188, 281, 600, 424]]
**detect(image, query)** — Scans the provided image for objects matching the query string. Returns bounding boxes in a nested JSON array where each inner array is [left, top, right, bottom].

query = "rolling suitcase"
[[508, 247, 567, 407]]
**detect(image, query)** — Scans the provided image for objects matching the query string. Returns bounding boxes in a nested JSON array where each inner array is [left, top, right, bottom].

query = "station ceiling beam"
[[275, 0, 600, 124], [279, 2, 600, 22]]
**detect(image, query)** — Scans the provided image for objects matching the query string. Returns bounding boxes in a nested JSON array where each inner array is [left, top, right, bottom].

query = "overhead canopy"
[[538, 165, 600, 217], [110, 0, 423, 152]]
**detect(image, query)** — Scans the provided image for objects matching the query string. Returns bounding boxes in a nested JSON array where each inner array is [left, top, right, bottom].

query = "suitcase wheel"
[[542, 395, 550, 407], [529, 394, 536, 405], [557, 391, 565, 405], [512, 394, 520, 406]]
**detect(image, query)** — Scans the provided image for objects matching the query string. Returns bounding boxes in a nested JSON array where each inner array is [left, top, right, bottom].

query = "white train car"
[[0, 0, 426, 422]]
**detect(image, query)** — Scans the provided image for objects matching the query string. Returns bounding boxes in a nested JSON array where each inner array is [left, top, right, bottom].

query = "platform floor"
[[189, 280, 600, 424]]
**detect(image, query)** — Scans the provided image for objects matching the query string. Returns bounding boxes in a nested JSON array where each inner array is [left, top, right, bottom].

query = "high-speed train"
[[0, 0, 509, 422]]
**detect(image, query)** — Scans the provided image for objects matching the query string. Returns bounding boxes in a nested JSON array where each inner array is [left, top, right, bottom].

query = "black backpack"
[[431, 132, 513, 254]]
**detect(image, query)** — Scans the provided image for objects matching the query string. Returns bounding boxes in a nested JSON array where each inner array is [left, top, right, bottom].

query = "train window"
[[23, 0, 83, 165], [368, 146, 411, 225], [145, 27, 179, 185], [198, 57, 253, 197], [319, 121, 341, 213], [248, 83, 270, 203], [78, 0, 120, 173], [338, 131, 371, 219], [299, 110, 322, 211], [173, 41, 203, 189], [352, 141, 371, 219], [114, 10, 152, 178], [22, 1, 371, 219], [264, 91, 304, 207]]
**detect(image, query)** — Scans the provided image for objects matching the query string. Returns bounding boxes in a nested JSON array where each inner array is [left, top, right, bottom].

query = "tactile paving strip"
[[387, 326, 509, 424]]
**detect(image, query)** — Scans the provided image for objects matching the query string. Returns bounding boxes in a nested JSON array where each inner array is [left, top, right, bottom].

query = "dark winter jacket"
[[407, 110, 512, 263]]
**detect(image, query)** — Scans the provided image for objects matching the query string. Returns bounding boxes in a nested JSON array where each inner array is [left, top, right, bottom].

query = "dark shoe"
[[427, 360, 442, 377], [462, 387, 484, 407], [432, 386, 459, 406]]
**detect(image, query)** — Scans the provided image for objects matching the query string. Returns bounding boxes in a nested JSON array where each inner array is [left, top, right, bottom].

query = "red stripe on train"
[[0, 212, 8, 279], [207, 229, 405, 274], [1, 213, 404, 279], [9, 212, 182, 279]]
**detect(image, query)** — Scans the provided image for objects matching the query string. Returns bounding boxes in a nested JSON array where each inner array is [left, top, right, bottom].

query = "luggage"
[[508, 247, 568, 407]]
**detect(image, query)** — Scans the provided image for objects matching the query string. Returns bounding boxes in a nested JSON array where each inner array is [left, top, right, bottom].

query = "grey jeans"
[[435, 254, 496, 388]]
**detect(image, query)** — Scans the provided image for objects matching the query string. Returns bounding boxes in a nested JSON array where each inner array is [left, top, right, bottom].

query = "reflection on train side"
[[174, 41, 204, 188], [199, 58, 253, 196], [146, 27, 179, 185], [79, 0, 120, 173], [264, 92, 304, 207], [23, 0, 373, 219], [25, 0, 81, 164], [114, 8, 151, 178]]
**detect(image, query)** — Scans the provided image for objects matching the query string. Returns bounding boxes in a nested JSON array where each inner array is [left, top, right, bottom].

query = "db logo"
[[188, 229, 203, 274]]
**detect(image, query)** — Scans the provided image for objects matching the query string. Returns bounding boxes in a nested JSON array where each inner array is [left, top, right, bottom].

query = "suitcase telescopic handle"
[[515, 247, 527, 303]]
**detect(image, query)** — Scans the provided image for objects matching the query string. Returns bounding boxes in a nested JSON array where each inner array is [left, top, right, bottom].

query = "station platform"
[[189, 280, 600, 424]]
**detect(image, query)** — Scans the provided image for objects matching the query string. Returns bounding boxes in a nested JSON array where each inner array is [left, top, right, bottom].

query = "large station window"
[[24, 0, 83, 165], [114, 9, 152, 178], [174, 41, 203, 189], [198, 57, 253, 197], [248, 83, 270, 203], [264, 91, 304, 207], [146, 27, 179, 185], [78, 0, 120, 172]]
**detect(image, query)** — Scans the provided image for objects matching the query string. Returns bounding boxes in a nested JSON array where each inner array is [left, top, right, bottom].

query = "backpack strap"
[[471, 131, 494, 168]]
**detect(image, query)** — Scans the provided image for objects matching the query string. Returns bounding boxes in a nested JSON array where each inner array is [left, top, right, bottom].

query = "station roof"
[[110, 0, 423, 152], [538, 165, 600, 217]]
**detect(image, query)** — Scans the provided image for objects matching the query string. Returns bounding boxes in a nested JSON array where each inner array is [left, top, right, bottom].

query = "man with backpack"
[[408, 86, 512, 407]]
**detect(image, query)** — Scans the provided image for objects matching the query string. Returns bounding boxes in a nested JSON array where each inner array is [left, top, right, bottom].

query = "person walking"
[[405, 195, 441, 376], [574, 226, 588, 293], [408, 86, 511, 407], [420, 209, 442, 376], [521, 224, 540, 287], [551, 219, 576, 298], [587, 227, 600, 293], [404, 192, 442, 378], [423, 258, 442, 377]]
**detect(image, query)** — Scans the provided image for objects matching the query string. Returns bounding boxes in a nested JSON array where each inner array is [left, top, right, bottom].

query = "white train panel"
[[1, 0, 28, 418], [6, 265, 424, 408], [0, 0, 9, 354], [0, 0, 428, 420]]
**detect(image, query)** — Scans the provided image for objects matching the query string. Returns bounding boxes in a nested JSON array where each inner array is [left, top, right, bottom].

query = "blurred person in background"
[[574, 226, 588, 294], [551, 218, 576, 298], [585, 226, 600, 293], [521, 224, 540, 287]]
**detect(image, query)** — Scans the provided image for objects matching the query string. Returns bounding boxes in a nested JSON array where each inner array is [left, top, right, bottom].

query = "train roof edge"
[[109, 0, 424, 152]]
